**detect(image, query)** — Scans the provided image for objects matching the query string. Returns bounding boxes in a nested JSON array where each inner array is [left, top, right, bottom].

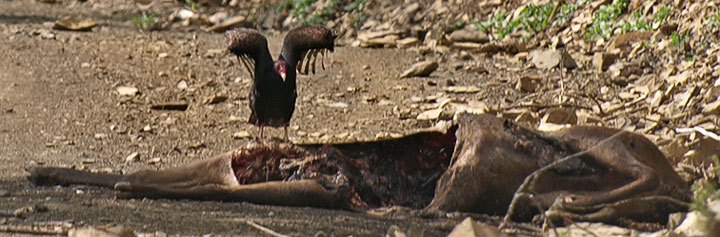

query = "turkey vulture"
[[225, 26, 336, 141]]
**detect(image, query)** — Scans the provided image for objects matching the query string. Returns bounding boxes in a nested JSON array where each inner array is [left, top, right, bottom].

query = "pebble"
[[116, 86, 138, 96], [231, 131, 252, 139], [125, 152, 140, 163]]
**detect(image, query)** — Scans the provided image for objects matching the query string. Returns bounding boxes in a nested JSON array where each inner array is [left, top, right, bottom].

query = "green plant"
[[670, 31, 688, 48], [708, 9, 720, 30], [472, 2, 578, 40], [691, 156, 720, 216], [450, 20, 466, 30], [585, 0, 630, 39], [184, 0, 197, 11], [655, 6, 671, 23], [131, 12, 157, 30]]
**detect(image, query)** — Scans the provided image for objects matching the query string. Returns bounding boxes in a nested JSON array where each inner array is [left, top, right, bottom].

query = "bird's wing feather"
[[280, 26, 337, 75], [225, 28, 274, 78]]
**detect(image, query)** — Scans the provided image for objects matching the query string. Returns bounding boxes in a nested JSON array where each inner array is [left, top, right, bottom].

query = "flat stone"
[[448, 217, 505, 237], [416, 108, 442, 120], [116, 86, 138, 96], [592, 52, 619, 72], [232, 131, 252, 139], [399, 61, 438, 78], [448, 29, 489, 43], [54, 16, 97, 31]]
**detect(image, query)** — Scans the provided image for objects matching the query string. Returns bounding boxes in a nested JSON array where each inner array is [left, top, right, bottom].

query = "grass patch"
[[288, 0, 368, 26], [585, 1, 672, 40], [708, 9, 720, 31], [691, 156, 720, 219], [131, 12, 158, 30], [473, 2, 578, 40]]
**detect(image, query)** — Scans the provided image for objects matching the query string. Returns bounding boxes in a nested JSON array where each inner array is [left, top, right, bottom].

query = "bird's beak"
[[280, 72, 286, 82]]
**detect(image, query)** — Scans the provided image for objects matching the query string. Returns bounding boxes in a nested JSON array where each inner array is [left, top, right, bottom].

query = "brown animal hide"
[[27, 113, 690, 228]]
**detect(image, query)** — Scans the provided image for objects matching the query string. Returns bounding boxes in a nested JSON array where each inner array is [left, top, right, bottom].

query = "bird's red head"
[[274, 60, 287, 82]]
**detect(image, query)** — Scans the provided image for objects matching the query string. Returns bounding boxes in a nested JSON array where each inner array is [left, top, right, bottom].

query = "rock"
[[54, 16, 97, 31], [673, 211, 708, 236], [448, 29, 489, 43], [40, 31, 56, 40], [447, 217, 505, 237], [665, 71, 693, 85], [386, 225, 407, 237], [703, 98, 720, 115], [477, 43, 503, 54], [147, 158, 161, 165], [531, 49, 576, 69], [360, 36, 398, 48], [125, 152, 139, 163], [81, 158, 95, 164], [549, 222, 636, 237], [516, 76, 541, 93], [206, 15, 247, 33], [176, 9, 195, 20], [357, 30, 402, 41], [592, 52, 619, 72], [396, 37, 420, 48], [416, 108, 442, 120], [0, 189, 9, 197], [177, 80, 188, 90], [451, 42, 482, 50], [150, 102, 189, 111], [68, 225, 136, 237], [232, 131, 252, 139], [399, 61, 439, 78], [607, 62, 643, 78], [541, 108, 577, 125], [94, 133, 108, 140], [443, 86, 480, 93], [116, 86, 138, 96], [608, 31, 652, 53], [208, 12, 229, 25]]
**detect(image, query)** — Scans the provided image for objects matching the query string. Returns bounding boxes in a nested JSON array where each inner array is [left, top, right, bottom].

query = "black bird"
[[225, 26, 336, 141]]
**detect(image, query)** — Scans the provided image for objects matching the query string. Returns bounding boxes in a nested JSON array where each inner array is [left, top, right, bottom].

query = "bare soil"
[[0, 0, 689, 235]]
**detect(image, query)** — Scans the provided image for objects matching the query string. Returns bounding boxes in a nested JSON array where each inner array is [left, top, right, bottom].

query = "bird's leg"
[[310, 50, 318, 74], [283, 124, 289, 142], [304, 50, 314, 75], [320, 49, 326, 70]]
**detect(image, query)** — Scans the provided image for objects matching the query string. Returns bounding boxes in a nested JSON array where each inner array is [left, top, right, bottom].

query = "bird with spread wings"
[[225, 26, 336, 141]]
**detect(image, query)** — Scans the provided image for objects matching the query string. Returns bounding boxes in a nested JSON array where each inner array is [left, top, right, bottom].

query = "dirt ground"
[[0, 0, 707, 236], [0, 1, 502, 235]]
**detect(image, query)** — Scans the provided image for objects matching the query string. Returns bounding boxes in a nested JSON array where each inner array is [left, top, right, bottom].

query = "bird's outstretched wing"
[[280, 26, 337, 75], [225, 28, 274, 78]]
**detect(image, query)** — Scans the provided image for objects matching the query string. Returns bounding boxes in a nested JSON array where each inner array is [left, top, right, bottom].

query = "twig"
[[676, 126, 720, 141], [0, 224, 68, 235], [497, 103, 594, 112], [498, 129, 627, 229], [547, 0, 564, 24], [246, 220, 289, 237]]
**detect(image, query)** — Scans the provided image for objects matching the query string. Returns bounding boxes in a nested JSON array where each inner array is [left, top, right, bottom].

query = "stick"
[[498, 129, 627, 229], [547, 0, 564, 24], [246, 220, 289, 237], [677, 126, 720, 141]]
